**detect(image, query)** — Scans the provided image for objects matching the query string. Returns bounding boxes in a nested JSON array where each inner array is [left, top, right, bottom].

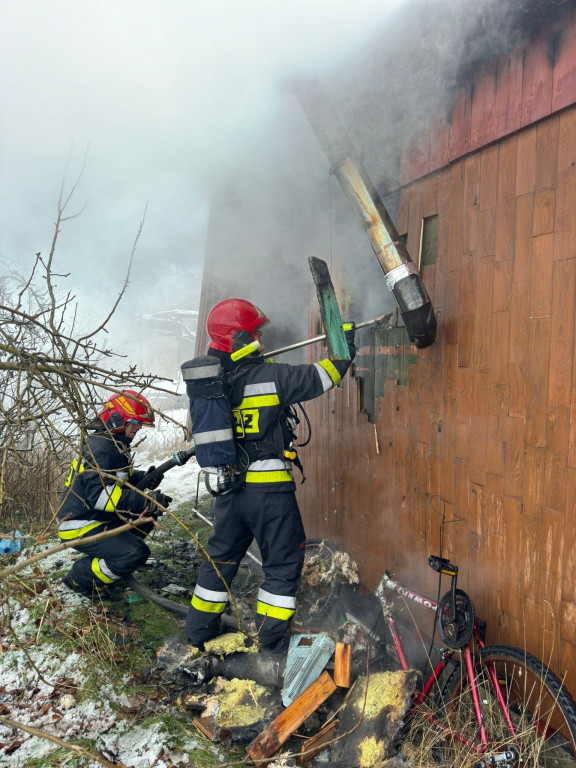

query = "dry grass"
[[0, 447, 66, 534], [398, 643, 576, 768]]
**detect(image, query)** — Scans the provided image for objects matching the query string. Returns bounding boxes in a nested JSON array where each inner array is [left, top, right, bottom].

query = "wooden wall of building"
[[398, 3, 576, 188], [297, 105, 576, 695], [189, 0, 576, 701]]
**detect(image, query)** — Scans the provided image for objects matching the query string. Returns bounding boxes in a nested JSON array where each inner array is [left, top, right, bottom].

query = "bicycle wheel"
[[445, 644, 576, 767]]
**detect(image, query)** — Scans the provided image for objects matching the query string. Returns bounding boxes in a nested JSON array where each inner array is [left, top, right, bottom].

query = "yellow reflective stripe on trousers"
[[191, 594, 227, 613], [257, 588, 296, 621], [317, 358, 341, 387], [256, 601, 295, 621], [58, 521, 102, 540], [91, 557, 115, 584], [191, 584, 228, 614]]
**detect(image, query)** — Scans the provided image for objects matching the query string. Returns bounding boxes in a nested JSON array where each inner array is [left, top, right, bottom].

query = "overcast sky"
[[0, 0, 406, 371]]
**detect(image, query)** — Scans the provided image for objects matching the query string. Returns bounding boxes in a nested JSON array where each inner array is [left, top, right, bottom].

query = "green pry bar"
[[308, 257, 350, 361]]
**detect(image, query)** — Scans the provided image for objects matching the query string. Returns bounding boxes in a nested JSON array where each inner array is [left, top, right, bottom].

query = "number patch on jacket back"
[[234, 408, 260, 435]]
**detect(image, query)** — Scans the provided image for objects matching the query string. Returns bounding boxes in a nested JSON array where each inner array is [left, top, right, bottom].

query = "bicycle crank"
[[473, 746, 520, 768]]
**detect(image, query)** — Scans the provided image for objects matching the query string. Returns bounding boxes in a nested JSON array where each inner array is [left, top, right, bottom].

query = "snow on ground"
[[0, 514, 224, 767], [132, 407, 207, 509], [0, 409, 225, 767]]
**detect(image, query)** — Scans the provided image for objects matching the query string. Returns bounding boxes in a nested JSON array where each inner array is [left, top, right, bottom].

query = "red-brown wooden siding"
[[399, 6, 576, 187], [297, 15, 576, 695]]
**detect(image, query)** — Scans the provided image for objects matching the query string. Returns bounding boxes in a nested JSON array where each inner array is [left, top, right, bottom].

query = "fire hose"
[[134, 446, 196, 491]]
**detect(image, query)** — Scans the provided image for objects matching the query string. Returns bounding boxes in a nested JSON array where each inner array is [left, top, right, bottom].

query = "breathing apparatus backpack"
[[181, 355, 249, 496], [181, 354, 311, 495]]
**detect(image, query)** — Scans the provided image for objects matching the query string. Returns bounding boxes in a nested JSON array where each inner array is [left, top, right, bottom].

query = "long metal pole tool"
[[264, 310, 394, 359]]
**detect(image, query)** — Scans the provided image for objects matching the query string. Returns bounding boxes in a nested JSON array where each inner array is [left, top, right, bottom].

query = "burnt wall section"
[[297, 104, 576, 698], [398, 2, 576, 185], [328, 0, 576, 195]]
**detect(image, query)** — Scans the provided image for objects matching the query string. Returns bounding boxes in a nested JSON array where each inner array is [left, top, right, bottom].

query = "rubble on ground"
[[0, 532, 417, 767], [151, 539, 416, 766]]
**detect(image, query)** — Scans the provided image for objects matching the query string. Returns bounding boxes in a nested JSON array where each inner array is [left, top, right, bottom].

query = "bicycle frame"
[[375, 570, 518, 760]]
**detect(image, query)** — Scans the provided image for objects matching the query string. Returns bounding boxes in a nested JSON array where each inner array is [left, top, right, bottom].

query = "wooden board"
[[333, 642, 351, 688], [247, 671, 337, 764], [299, 720, 339, 764]]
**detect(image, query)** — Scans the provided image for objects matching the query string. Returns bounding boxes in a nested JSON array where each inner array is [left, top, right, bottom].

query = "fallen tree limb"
[[0, 715, 119, 768]]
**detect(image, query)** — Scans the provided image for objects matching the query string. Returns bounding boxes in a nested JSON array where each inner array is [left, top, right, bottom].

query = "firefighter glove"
[[343, 322, 356, 360], [145, 465, 164, 490], [147, 490, 173, 518]]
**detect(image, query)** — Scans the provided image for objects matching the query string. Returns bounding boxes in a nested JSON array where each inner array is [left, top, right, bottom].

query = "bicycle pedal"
[[428, 555, 458, 576]]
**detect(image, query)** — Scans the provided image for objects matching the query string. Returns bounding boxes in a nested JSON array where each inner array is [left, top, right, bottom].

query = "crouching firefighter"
[[58, 390, 172, 599], [182, 298, 355, 653]]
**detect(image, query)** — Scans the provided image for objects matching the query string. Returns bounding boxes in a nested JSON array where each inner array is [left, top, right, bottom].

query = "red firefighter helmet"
[[99, 390, 155, 432], [206, 298, 269, 353]]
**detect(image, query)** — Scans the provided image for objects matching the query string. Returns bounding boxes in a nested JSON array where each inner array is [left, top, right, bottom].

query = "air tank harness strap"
[[279, 409, 306, 484], [287, 449, 306, 484]]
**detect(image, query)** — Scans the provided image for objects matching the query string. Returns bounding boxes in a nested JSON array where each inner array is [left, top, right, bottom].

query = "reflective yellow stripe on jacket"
[[64, 458, 84, 488], [245, 459, 293, 485], [95, 483, 123, 513], [58, 519, 103, 540], [314, 359, 342, 390]]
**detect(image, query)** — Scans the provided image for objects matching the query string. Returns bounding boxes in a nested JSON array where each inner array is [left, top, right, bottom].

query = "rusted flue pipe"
[[292, 80, 437, 349]]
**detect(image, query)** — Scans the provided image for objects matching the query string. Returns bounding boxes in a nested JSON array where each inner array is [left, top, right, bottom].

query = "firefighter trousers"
[[186, 490, 306, 650], [64, 520, 153, 591]]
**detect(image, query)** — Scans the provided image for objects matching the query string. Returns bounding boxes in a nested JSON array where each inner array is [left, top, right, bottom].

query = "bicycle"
[[373, 554, 576, 767]]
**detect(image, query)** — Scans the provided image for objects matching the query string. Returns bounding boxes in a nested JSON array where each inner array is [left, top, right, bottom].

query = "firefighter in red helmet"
[[58, 390, 172, 599], [185, 298, 355, 653]]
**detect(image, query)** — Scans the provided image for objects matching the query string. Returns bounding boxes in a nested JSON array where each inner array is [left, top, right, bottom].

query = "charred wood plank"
[[192, 715, 218, 742], [299, 719, 339, 764], [246, 670, 337, 764]]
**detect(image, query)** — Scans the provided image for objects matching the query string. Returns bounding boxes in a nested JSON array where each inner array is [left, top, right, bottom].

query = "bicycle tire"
[[445, 643, 576, 767]]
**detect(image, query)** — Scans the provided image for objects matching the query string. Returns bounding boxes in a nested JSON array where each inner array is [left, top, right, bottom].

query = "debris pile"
[[153, 540, 417, 767]]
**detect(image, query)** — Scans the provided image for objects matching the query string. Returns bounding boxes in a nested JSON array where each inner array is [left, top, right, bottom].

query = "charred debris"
[[152, 540, 418, 767]]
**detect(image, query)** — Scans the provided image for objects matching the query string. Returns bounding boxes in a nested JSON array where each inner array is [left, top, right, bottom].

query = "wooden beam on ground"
[[192, 715, 218, 742], [333, 642, 351, 687], [299, 719, 339, 764], [246, 670, 337, 765]]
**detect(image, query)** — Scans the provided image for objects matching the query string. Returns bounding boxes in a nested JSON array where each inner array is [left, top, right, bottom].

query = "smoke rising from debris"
[[208, 0, 576, 357]]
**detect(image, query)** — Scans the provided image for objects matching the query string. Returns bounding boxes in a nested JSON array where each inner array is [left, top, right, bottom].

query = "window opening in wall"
[[420, 215, 438, 268]]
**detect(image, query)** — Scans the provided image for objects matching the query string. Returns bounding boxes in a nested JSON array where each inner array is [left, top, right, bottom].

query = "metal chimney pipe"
[[292, 80, 437, 349]]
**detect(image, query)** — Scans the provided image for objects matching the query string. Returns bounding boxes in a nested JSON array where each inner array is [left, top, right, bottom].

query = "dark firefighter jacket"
[[57, 431, 147, 540], [212, 349, 354, 492]]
